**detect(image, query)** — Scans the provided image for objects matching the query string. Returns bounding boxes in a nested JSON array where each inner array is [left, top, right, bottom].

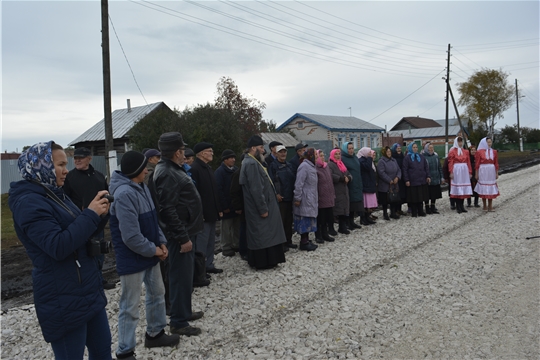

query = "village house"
[[276, 113, 385, 154], [388, 116, 467, 146]]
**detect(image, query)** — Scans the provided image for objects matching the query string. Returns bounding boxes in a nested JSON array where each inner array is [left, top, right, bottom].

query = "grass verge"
[[1, 193, 22, 250]]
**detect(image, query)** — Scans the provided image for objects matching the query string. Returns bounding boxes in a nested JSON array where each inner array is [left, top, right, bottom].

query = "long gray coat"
[[377, 156, 401, 193], [239, 155, 286, 250], [293, 160, 318, 218], [327, 161, 351, 216]]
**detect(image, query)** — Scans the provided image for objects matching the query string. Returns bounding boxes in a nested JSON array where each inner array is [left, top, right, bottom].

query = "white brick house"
[[277, 113, 385, 150]]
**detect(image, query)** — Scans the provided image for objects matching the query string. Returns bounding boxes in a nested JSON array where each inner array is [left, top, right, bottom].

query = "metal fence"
[[2, 156, 112, 194]]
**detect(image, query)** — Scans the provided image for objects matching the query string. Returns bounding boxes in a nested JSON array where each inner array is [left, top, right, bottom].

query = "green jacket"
[[341, 143, 363, 202], [424, 152, 443, 185]]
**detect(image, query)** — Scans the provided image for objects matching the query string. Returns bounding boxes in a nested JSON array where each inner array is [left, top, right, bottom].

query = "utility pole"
[[444, 44, 451, 157], [101, 0, 114, 181], [515, 79, 523, 152]]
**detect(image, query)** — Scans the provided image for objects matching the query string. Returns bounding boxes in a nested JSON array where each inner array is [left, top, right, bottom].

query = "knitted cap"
[[247, 135, 263, 148], [121, 151, 148, 179], [158, 132, 186, 152], [221, 149, 236, 161], [193, 142, 213, 154]]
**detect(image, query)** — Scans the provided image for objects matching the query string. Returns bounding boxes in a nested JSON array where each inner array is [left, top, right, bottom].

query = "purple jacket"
[[293, 160, 318, 218], [315, 163, 335, 209], [377, 157, 401, 193], [402, 153, 430, 186]]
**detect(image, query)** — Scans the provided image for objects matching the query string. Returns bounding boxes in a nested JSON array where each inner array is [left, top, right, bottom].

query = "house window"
[[337, 134, 346, 149], [349, 135, 358, 149], [370, 135, 379, 148], [297, 122, 304, 129], [359, 136, 367, 148]]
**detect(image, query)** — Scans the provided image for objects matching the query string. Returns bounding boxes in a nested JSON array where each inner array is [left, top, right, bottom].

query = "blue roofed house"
[[276, 113, 385, 154]]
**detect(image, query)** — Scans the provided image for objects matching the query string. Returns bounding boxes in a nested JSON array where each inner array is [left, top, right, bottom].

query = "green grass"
[[1, 193, 22, 250]]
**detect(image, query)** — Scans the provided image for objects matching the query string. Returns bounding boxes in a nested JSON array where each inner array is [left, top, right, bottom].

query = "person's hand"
[[159, 244, 168, 260], [88, 190, 111, 216], [450, 173, 454, 180], [294, 201, 301, 207], [405, 181, 410, 187], [394, 177, 399, 184], [155, 246, 165, 259], [277, 194, 283, 202], [427, 178, 431, 184], [344, 176, 350, 184], [261, 212, 269, 218], [235, 210, 242, 215], [180, 240, 192, 253]]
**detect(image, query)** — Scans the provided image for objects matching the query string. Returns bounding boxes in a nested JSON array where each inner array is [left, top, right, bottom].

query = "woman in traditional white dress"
[[448, 136, 473, 214], [474, 137, 500, 212]]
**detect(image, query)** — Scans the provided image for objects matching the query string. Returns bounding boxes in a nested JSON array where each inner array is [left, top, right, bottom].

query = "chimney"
[[127, 99, 131, 113]]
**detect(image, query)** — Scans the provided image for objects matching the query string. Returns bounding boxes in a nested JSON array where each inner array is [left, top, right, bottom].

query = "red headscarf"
[[329, 149, 347, 173]]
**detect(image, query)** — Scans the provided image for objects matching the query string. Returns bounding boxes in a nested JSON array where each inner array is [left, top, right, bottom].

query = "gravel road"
[[1, 165, 538, 359]]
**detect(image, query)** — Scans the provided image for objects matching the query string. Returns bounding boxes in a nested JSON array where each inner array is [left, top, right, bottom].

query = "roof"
[[260, 132, 298, 147], [277, 113, 384, 133], [388, 125, 466, 139], [69, 102, 164, 145], [390, 117, 441, 131], [434, 118, 461, 127]]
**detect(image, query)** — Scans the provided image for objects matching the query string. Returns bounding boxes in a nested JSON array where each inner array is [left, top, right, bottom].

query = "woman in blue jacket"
[[8, 141, 112, 360]]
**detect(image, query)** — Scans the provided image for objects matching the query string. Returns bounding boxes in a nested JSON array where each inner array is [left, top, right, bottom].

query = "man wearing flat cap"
[[264, 141, 283, 167], [63, 147, 113, 289], [214, 149, 240, 257], [143, 149, 161, 185], [190, 142, 223, 274], [150, 132, 204, 337], [289, 143, 308, 175], [239, 135, 286, 269], [109, 151, 180, 358]]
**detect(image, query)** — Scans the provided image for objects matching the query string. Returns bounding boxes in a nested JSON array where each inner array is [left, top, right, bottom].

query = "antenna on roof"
[[348, 107, 352, 117]]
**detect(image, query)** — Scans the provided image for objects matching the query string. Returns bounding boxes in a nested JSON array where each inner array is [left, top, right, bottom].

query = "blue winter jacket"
[[268, 159, 295, 202], [358, 157, 377, 194], [109, 171, 166, 276], [8, 180, 107, 343]]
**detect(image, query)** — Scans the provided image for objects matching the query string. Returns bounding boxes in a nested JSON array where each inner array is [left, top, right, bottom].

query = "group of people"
[[8, 133, 500, 360]]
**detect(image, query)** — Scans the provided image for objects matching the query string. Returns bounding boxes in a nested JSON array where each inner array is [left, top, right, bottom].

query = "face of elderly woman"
[[347, 143, 354, 156], [333, 150, 341, 160], [386, 148, 392, 158], [396, 146, 402, 154], [53, 149, 69, 187], [412, 143, 418, 153], [428, 144, 434, 154], [318, 151, 325, 162]]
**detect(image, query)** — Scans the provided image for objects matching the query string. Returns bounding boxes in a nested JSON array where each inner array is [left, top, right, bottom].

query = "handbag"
[[387, 184, 400, 203]]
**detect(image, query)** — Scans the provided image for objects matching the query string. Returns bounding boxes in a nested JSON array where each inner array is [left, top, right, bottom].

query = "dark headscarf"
[[18, 141, 59, 189], [300, 147, 316, 165], [380, 146, 391, 159]]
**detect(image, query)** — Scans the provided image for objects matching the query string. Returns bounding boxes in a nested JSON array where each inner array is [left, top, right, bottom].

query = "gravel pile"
[[2, 165, 539, 359]]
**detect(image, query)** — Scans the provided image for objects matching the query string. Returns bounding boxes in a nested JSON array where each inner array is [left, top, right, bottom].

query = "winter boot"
[[315, 229, 324, 244], [461, 199, 468, 212], [328, 223, 338, 236], [450, 198, 456, 210], [349, 213, 362, 230], [338, 217, 351, 234], [411, 204, 418, 218], [321, 226, 335, 242], [467, 198, 472, 208], [431, 204, 439, 214], [417, 203, 427, 217], [425, 203, 432, 215], [382, 205, 390, 220], [389, 204, 400, 219], [456, 199, 463, 214]]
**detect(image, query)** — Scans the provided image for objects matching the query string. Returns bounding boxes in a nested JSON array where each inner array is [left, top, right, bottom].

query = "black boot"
[[360, 212, 375, 225], [431, 204, 439, 214], [425, 203, 432, 215], [474, 196, 480, 208], [338, 217, 351, 234], [315, 229, 324, 244], [411, 205, 418, 217], [389, 204, 400, 219], [321, 225, 335, 242], [450, 198, 456, 210], [417, 203, 427, 217], [456, 199, 463, 214], [467, 198, 472, 208], [461, 199, 468, 212], [328, 223, 338, 236], [383, 205, 390, 220], [349, 213, 362, 229]]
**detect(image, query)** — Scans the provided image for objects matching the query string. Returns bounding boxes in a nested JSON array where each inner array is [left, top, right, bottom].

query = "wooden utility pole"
[[101, 0, 114, 181], [515, 79, 522, 152], [444, 44, 451, 157]]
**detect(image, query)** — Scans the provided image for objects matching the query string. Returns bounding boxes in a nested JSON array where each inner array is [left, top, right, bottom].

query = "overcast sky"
[[2, 0, 539, 152]]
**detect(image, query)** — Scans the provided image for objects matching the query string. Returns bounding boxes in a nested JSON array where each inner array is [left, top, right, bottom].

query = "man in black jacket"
[[289, 143, 308, 175], [190, 142, 223, 274], [264, 141, 282, 167], [63, 147, 113, 289], [150, 132, 204, 337]]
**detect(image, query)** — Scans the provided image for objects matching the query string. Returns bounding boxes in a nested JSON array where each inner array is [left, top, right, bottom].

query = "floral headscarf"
[[315, 149, 327, 168], [477, 137, 493, 160], [301, 147, 316, 165], [451, 137, 463, 156], [329, 149, 347, 173], [18, 141, 59, 189], [407, 142, 421, 162]]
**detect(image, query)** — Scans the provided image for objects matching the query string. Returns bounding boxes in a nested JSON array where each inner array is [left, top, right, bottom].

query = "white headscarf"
[[477, 137, 493, 160], [451, 137, 463, 156]]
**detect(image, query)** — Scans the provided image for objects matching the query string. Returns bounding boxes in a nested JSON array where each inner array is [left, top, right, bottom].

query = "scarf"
[[477, 137, 493, 160], [407, 143, 421, 162], [451, 137, 463, 156], [301, 147, 316, 165], [18, 141, 59, 189], [315, 149, 327, 168], [329, 149, 347, 173]]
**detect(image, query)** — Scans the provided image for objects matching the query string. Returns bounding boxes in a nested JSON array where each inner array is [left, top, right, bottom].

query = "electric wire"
[[109, 15, 148, 105]]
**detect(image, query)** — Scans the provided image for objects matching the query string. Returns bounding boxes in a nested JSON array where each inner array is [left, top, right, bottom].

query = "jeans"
[[117, 263, 166, 356], [50, 308, 112, 360], [221, 217, 240, 251], [193, 221, 216, 269], [168, 240, 194, 329]]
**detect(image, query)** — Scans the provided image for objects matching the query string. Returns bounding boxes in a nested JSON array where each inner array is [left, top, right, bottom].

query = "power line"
[[109, 15, 148, 105]]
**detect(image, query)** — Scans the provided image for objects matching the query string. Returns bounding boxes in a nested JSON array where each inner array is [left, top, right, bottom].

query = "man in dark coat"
[[230, 153, 248, 260], [268, 145, 296, 249], [190, 142, 223, 273], [289, 143, 308, 175], [214, 149, 239, 257], [264, 141, 283, 167], [150, 132, 204, 337], [143, 149, 161, 185], [240, 136, 286, 269], [63, 147, 113, 289]]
